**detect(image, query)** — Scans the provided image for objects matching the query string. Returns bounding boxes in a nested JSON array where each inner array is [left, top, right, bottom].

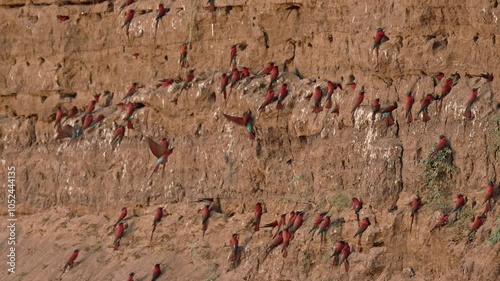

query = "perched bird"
[[331, 240, 346, 266], [464, 88, 479, 120], [410, 195, 422, 233], [228, 68, 240, 98], [328, 34, 333, 43], [179, 42, 189, 68], [266, 230, 283, 254], [220, 73, 229, 101], [254, 203, 263, 232], [268, 65, 279, 88], [54, 106, 65, 128], [122, 82, 139, 101], [82, 114, 93, 130], [405, 91, 414, 124], [123, 102, 145, 121], [122, 9, 136, 37], [430, 214, 449, 232], [259, 90, 276, 112], [84, 100, 97, 117], [338, 243, 351, 272], [287, 211, 296, 228], [290, 211, 304, 234], [147, 137, 174, 180], [230, 233, 239, 264], [276, 83, 289, 110], [417, 94, 436, 122], [172, 69, 195, 103], [351, 87, 365, 113], [309, 212, 327, 235], [346, 74, 357, 90], [115, 207, 128, 226], [325, 81, 342, 109], [88, 114, 105, 130], [275, 214, 286, 238], [57, 15, 70, 22], [353, 217, 371, 245], [240, 66, 250, 78], [352, 197, 363, 226], [380, 102, 398, 127], [114, 222, 125, 250], [281, 227, 291, 258], [484, 180, 495, 204], [62, 106, 78, 124], [229, 44, 237, 67], [150, 207, 164, 242], [429, 135, 448, 159], [438, 78, 455, 110], [127, 272, 135, 281], [317, 215, 331, 243], [371, 98, 380, 121], [373, 28, 389, 62], [223, 110, 255, 140], [154, 4, 168, 37], [202, 204, 211, 239], [467, 214, 486, 243], [156, 78, 174, 88], [478, 72, 494, 82], [62, 249, 79, 272], [118, 0, 135, 14], [152, 264, 162, 281], [483, 201, 492, 214], [312, 86, 323, 113], [111, 125, 126, 144], [256, 62, 274, 76], [56, 123, 82, 140], [452, 194, 467, 219], [432, 72, 445, 87]]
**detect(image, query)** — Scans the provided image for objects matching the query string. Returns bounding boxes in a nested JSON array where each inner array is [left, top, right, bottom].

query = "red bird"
[[122, 82, 139, 100], [84, 100, 97, 116], [152, 264, 162, 281], [438, 78, 454, 110], [223, 110, 255, 140], [479, 72, 494, 82], [256, 62, 274, 76], [309, 212, 327, 235], [122, 9, 136, 36], [405, 91, 414, 124], [220, 73, 229, 101], [207, 0, 215, 11], [346, 74, 357, 90], [62, 106, 78, 124], [118, 0, 135, 13], [312, 86, 323, 113], [111, 125, 126, 144], [147, 137, 174, 180], [338, 243, 351, 272], [453, 194, 467, 218], [317, 215, 331, 243], [371, 98, 380, 121], [432, 72, 445, 87], [114, 222, 125, 250], [353, 217, 371, 245], [287, 211, 296, 228], [352, 197, 363, 225], [150, 207, 164, 241], [430, 135, 448, 159], [262, 220, 278, 231], [229, 44, 237, 67], [325, 82, 342, 109], [269, 65, 279, 88], [172, 69, 195, 104], [282, 227, 291, 258], [373, 28, 389, 62], [430, 214, 449, 232], [266, 230, 283, 254], [228, 68, 240, 97], [417, 94, 436, 123], [331, 240, 346, 266], [82, 114, 93, 130], [464, 88, 479, 120], [483, 201, 492, 214], [259, 90, 276, 112], [274, 214, 286, 238], [123, 102, 145, 121], [351, 87, 365, 113], [380, 102, 398, 127], [230, 233, 239, 264], [156, 78, 174, 88], [115, 207, 127, 225], [202, 204, 211, 239], [88, 114, 105, 130], [154, 4, 167, 37], [57, 15, 70, 22], [127, 272, 135, 281], [467, 214, 486, 243], [179, 42, 189, 68], [54, 106, 65, 128], [484, 180, 495, 204], [62, 249, 79, 272], [290, 211, 304, 234], [410, 195, 422, 233], [276, 83, 289, 110], [254, 203, 263, 231], [240, 66, 250, 78]]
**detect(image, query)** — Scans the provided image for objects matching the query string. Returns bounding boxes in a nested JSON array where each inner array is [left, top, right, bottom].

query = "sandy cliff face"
[[0, 0, 499, 280]]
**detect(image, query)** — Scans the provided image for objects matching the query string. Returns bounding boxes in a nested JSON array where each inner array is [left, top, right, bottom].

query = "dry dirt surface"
[[0, 0, 500, 280]]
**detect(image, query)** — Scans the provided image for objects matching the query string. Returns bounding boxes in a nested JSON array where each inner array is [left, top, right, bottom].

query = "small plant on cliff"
[[419, 146, 458, 210], [331, 194, 350, 212], [487, 215, 500, 244], [487, 114, 500, 156]]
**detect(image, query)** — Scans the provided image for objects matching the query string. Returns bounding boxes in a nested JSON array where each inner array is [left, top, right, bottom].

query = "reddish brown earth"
[[0, 0, 499, 280]]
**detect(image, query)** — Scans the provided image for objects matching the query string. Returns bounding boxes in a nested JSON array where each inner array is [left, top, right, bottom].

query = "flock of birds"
[[45, 1, 500, 280]]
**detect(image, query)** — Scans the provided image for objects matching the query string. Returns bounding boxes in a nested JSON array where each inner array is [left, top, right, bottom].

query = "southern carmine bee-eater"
[[290, 211, 304, 236], [62, 106, 78, 124], [274, 214, 286, 238], [346, 74, 357, 90], [254, 203, 263, 232], [256, 62, 274, 76], [62, 249, 79, 272], [317, 215, 331, 244], [220, 73, 229, 101], [228, 68, 240, 98], [325, 81, 342, 109], [262, 220, 278, 234], [281, 227, 291, 258], [154, 4, 168, 37], [351, 87, 365, 114], [405, 91, 414, 124], [57, 15, 70, 22], [156, 78, 174, 88], [230, 233, 239, 265], [202, 204, 211, 239], [88, 114, 105, 131], [452, 194, 467, 219], [338, 243, 351, 272], [179, 42, 189, 68], [309, 212, 328, 235], [127, 272, 135, 281], [466, 214, 486, 244], [82, 114, 93, 130], [464, 88, 479, 120], [114, 222, 125, 250], [258, 90, 276, 112], [437, 78, 455, 110], [268, 65, 279, 88], [147, 137, 174, 180], [432, 72, 445, 87], [430, 214, 449, 232], [417, 93, 436, 123], [484, 180, 495, 204], [429, 135, 448, 159], [122, 9, 136, 37], [150, 207, 164, 242], [380, 102, 398, 127], [223, 110, 256, 140], [54, 106, 65, 128], [266, 230, 283, 255], [118, 0, 135, 15], [116, 207, 128, 226], [111, 125, 126, 145], [373, 28, 389, 62], [152, 263, 162, 281], [122, 82, 139, 101], [331, 240, 346, 266], [410, 195, 422, 233], [123, 102, 145, 121], [276, 83, 289, 110], [371, 98, 380, 121], [353, 217, 371, 245], [207, 0, 215, 11], [287, 211, 296, 228], [352, 197, 363, 226], [240, 66, 250, 78], [172, 69, 195, 104], [312, 86, 323, 113], [229, 44, 237, 68]]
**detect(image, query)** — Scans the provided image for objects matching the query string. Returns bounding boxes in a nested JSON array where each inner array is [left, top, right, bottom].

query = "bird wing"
[[223, 114, 246, 126], [147, 137, 167, 158]]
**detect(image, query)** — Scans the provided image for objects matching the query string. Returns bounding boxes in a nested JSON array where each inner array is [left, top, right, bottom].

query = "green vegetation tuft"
[[331, 194, 350, 212], [487, 215, 500, 245]]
